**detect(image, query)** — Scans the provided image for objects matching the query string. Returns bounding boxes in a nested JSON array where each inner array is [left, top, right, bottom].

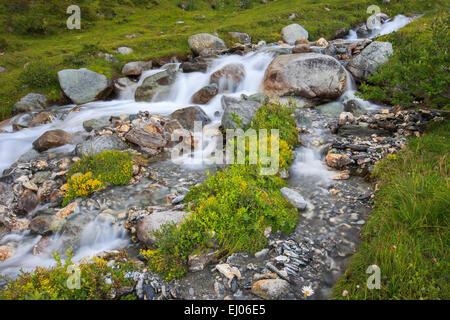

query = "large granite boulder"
[[57, 68, 113, 104], [263, 53, 347, 102]]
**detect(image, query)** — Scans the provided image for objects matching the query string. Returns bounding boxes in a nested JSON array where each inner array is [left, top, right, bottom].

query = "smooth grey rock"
[[281, 23, 309, 45], [58, 68, 113, 105], [116, 47, 133, 55], [170, 106, 210, 131], [75, 134, 128, 156], [188, 33, 226, 55], [280, 187, 307, 210], [13, 93, 51, 115], [134, 69, 177, 102], [125, 129, 167, 149], [82, 119, 110, 132], [221, 96, 261, 129], [136, 210, 190, 247], [32, 129, 72, 152], [251, 279, 290, 300], [347, 41, 393, 81], [263, 53, 347, 101]]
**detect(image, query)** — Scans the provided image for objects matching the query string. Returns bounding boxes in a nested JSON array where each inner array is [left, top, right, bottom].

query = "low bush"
[[19, 60, 59, 90], [142, 103, 299, 280]]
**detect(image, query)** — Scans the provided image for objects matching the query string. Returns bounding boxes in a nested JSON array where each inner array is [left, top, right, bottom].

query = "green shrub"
[[142, 104, 299, 280], [359, 13, 450, 110], [19, 60, 59, 90], [63, 151, 134, 206], [0, 249, 138, 300]]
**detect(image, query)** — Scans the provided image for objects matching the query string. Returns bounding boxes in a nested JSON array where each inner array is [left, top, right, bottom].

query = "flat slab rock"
[[280, 187, 307, 210]]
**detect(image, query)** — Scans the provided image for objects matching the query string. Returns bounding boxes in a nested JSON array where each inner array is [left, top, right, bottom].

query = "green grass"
[[0, 0, 447, 119], [359, 11, 450, 110], [332, 119, 450, 300]]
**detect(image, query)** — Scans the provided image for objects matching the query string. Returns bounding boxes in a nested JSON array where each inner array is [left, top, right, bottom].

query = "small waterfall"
[[0, 217, 129, 278], [346, 14, 418, 41]]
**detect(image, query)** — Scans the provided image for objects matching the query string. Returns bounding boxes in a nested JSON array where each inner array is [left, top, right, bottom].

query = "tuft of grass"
[[359, 12, 450, 110], [332, 119, 450, 300]]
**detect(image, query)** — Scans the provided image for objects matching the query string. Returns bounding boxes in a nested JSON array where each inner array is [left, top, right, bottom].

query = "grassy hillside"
[[0, 0, 447, 120]]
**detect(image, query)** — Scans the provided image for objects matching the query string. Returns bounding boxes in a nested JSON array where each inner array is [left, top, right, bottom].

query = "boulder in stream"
[[210, 63, 246, 92], [134, 68, 177, 102], [221, 95, 262, 130], [170, 106, 211, 131], [280, 187, 307, 210], [192, 84, 218, 104], [263, 53, 347, 102], [32, 129, 72, 152], [347, 41, 393, 81]]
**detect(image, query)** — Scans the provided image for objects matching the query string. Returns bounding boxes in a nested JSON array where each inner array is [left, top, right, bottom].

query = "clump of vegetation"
[[19, 60, 59, 90], [0, 249, 138, 300], [62, 172, 104, 207], [63, 150, 134, 206], [141, 103, 299, 280], [332, 119, 450, 300], [359, 13, 450, 110]]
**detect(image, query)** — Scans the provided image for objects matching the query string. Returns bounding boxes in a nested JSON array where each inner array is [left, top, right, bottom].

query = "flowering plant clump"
[[63, 150, 134, 206], [0, 249, 138, 300], [62, 172, 103, 206]]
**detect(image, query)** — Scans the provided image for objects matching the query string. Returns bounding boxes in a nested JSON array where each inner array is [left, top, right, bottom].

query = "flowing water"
[[0, 15, 415, 283]]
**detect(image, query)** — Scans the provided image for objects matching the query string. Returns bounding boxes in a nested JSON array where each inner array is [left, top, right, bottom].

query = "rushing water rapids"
[[0, 15, 416, 290]]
